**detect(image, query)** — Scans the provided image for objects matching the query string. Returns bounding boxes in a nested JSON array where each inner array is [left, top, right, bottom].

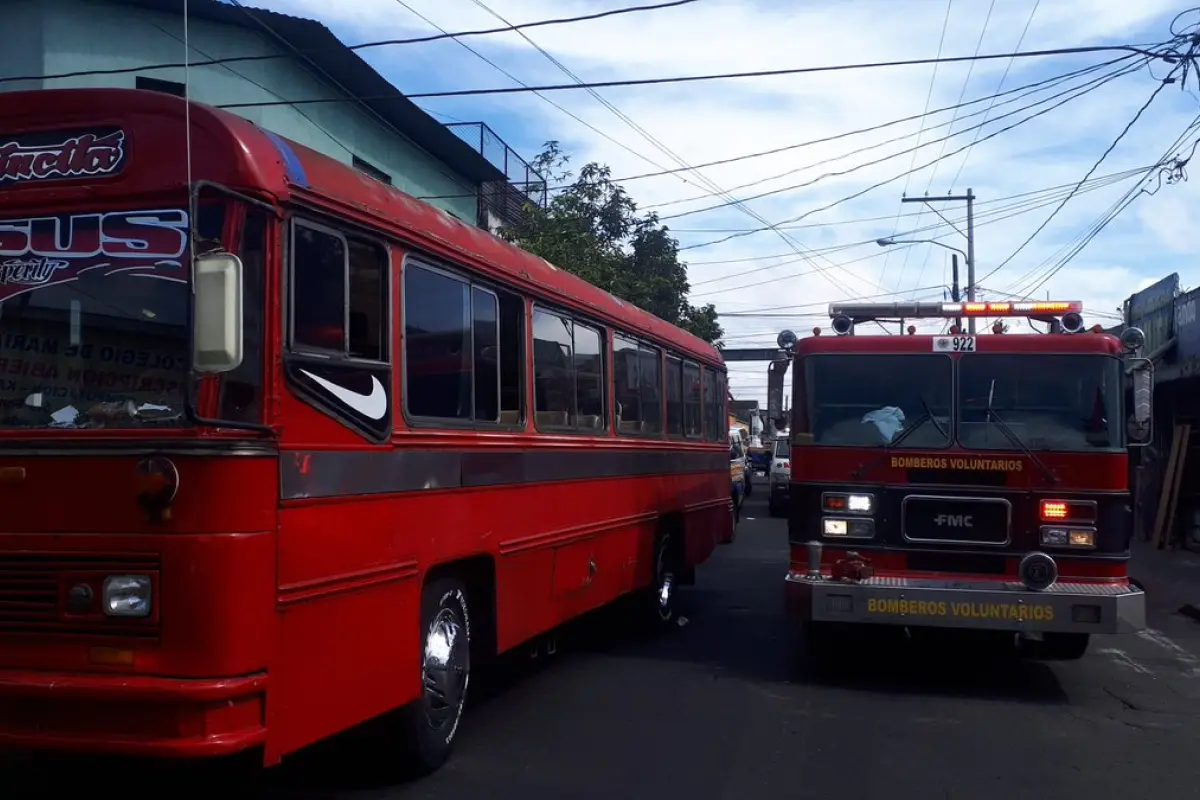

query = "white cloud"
[[253, 0, 1200, 403]]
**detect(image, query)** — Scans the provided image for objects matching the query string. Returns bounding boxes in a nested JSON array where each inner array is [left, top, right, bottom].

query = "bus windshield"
[[798, 354, 953, 448], [958, 353, 1123, 452], [0, 204, 222, 430]]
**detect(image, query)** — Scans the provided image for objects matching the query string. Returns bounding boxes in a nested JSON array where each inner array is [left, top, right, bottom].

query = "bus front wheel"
[[398, 577, 472, 775]]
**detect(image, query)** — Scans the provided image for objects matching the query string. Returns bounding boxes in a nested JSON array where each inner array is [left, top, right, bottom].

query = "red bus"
[[0, 88, 733, 773], [783, 301, 1150, 661]]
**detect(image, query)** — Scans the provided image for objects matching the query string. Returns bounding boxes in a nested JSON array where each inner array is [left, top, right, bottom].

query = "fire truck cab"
[[783, 300, 1151, 660]]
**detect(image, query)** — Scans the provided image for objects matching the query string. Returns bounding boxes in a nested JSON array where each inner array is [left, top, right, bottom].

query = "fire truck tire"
[[1038, 632, 1090, 661], [397, 577, 472, 776]]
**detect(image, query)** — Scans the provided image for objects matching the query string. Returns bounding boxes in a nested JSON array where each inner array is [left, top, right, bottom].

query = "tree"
[[499, 142, 724, 345]]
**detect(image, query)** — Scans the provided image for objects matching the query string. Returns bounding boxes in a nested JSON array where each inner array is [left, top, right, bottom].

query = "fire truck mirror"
[[192, 251, 245, 373], [1127, 359, 1153, 445]]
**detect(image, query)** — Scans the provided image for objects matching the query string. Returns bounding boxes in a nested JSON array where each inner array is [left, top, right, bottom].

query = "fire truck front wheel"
[[1024, 632, 1090, 661], [397, 577, 472, 775]]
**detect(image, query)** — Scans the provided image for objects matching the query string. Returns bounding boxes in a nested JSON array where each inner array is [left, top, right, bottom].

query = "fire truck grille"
[[902, 495, 1011, 545], [0, 552, 160, 638]]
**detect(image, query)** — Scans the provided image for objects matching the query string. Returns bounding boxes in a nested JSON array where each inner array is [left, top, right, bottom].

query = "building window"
[[403, 261, 523, 424], [136, 76, 186, 97], [614, 334, 662, 435], [290, 220, 389, 362], [353, 156, 392, 185], [531, 308, 605, 431]]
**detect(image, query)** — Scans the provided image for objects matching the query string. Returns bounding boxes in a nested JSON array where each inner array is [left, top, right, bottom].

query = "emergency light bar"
[[827, 300, 1082, 319]]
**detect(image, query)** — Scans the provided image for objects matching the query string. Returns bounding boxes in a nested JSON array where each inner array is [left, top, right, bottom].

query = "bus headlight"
[[103, 575, 152, 617], [823, 517, 875, 538]]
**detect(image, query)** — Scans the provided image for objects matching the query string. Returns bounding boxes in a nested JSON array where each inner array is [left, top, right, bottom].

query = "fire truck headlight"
[[847, 494, 873, 513], [1040, 527, 1095, 548], [823, 517, 874, 538], [1018, 552, 1058, 591], [103, 575, 152, 617]]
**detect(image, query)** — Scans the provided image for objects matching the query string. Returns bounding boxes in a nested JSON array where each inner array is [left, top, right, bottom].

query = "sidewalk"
[[1129, 538, 1200, 621]]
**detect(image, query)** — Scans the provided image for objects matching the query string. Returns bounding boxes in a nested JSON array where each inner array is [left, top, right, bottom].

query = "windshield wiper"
[[983, 379, 1058, 485], [852, 397, 945, 479]]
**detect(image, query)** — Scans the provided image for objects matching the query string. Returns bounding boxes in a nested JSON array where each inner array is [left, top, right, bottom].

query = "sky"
[[249, 0, 1200, 405]]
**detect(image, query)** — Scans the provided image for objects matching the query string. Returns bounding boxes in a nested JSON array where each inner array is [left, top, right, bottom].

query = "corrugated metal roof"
[[109, 0, 506, 184]]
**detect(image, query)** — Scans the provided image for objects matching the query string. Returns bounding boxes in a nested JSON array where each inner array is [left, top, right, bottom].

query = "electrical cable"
[[677, 55, 1152, 252], [880, 0, 955, 290], [415, 55, 1126, 203], [214, 43, 1171, 108], [1, 0, 702, 86], [974, 56, 1186, 289], [686, 165, 1150, 293], [656, 55, 1142, 220]]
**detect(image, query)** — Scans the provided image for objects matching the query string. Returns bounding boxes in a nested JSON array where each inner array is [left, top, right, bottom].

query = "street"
[[12, 496, 1200, 798]]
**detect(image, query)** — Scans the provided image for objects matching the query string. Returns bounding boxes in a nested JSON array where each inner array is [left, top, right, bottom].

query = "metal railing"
[[445, 121, 547, 228]]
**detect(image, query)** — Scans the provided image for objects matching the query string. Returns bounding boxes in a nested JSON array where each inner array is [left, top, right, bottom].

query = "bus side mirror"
[[1126, 357, 1153, 446], [192, 251, 244, 373]]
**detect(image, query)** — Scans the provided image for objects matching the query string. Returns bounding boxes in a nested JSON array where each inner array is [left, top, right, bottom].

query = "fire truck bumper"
[[785, 571, 1145, 635], [0, 669, 267, 758]]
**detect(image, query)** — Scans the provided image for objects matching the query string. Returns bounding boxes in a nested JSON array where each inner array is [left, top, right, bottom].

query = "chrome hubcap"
[[656, 547, 674, 618], [422, 607, 469, 730]]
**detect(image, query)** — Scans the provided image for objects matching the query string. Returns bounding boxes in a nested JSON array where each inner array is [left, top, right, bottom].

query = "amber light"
[[1040, 500, 1068, 521], [824, 495, 848, 511]]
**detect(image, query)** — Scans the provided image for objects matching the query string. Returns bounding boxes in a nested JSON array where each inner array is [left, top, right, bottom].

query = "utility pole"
[[950, 253, 962, 331], [902, 188, 976, 332]]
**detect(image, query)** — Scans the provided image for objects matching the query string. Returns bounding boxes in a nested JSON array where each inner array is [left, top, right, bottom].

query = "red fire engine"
[[783, 299, 1151, 661], [0, 89, 733, 771]]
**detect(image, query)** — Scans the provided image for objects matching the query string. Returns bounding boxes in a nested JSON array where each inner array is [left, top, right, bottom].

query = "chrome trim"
[[901, 493, 1012, 546]]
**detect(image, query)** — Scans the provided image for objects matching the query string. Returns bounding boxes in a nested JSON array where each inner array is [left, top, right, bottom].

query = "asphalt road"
[[12, 496, 1200, 798]]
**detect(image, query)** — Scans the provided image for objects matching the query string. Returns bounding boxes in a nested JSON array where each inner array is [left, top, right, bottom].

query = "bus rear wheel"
[[398, 577, 472, 775]]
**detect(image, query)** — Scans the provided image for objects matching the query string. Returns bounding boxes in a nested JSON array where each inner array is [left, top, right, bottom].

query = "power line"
[[455, 0, 866, 301], [215, 43, 1170, 108], [657, 55, 1141, 221], [686, 166, 1148, 292], [677, 56, 1150, 252], [975, 58, 1185, 288], [2, 0, 700, 86], [880, 0, 955, 291], [674, 164, 1149, 242], [1008, 115, 1200, 298], [417, 56, 1125, 203]]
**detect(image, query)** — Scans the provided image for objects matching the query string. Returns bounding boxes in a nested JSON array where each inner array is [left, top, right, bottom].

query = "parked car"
[[768, 437, 791, 518]]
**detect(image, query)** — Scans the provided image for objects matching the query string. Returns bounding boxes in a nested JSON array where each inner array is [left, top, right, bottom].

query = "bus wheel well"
[[658, 511, 686, 571], [425, 556, 497, 663]]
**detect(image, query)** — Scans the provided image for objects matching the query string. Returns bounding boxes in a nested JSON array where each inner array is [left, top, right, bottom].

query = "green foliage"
[[499, 142, 724, 345]]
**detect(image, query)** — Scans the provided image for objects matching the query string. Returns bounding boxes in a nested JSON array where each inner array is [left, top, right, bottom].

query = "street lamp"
[[876, 237, 967, 263], [877, 237, 967, 331]]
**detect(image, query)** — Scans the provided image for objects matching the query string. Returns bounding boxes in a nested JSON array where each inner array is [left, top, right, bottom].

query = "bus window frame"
[[530, 301, 609, 437], [399, 252, 527, 432], [612, 331, 665, 439]]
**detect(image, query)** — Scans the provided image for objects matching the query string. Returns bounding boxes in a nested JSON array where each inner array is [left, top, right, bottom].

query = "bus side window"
[[218, 209, 266, 423]]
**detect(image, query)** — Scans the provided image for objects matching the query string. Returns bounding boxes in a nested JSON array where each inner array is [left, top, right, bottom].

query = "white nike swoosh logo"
[[300, 369, 388, 420]]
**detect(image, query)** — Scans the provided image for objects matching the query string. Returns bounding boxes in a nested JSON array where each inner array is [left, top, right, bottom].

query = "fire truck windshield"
[[0, 204, 224, 430], [958, 353, 1123, 452], [799, 354, 953, 448]]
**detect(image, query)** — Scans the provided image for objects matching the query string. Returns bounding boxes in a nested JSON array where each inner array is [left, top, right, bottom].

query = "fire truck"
[[782, 300, 1151, 661]]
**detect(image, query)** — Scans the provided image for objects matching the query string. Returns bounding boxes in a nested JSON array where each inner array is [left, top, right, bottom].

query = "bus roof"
[[0, 88, 723, 367], [793, 331, 1125, 356]]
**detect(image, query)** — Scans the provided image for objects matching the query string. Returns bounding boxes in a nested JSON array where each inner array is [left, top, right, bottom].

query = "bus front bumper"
[[0, 669, 267, 758], [785, 571, 1145, 634]]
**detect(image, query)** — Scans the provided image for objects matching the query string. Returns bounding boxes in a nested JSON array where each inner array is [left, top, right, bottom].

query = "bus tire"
[[630, 529, 679, 630], [398, 577, 472, 775]]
